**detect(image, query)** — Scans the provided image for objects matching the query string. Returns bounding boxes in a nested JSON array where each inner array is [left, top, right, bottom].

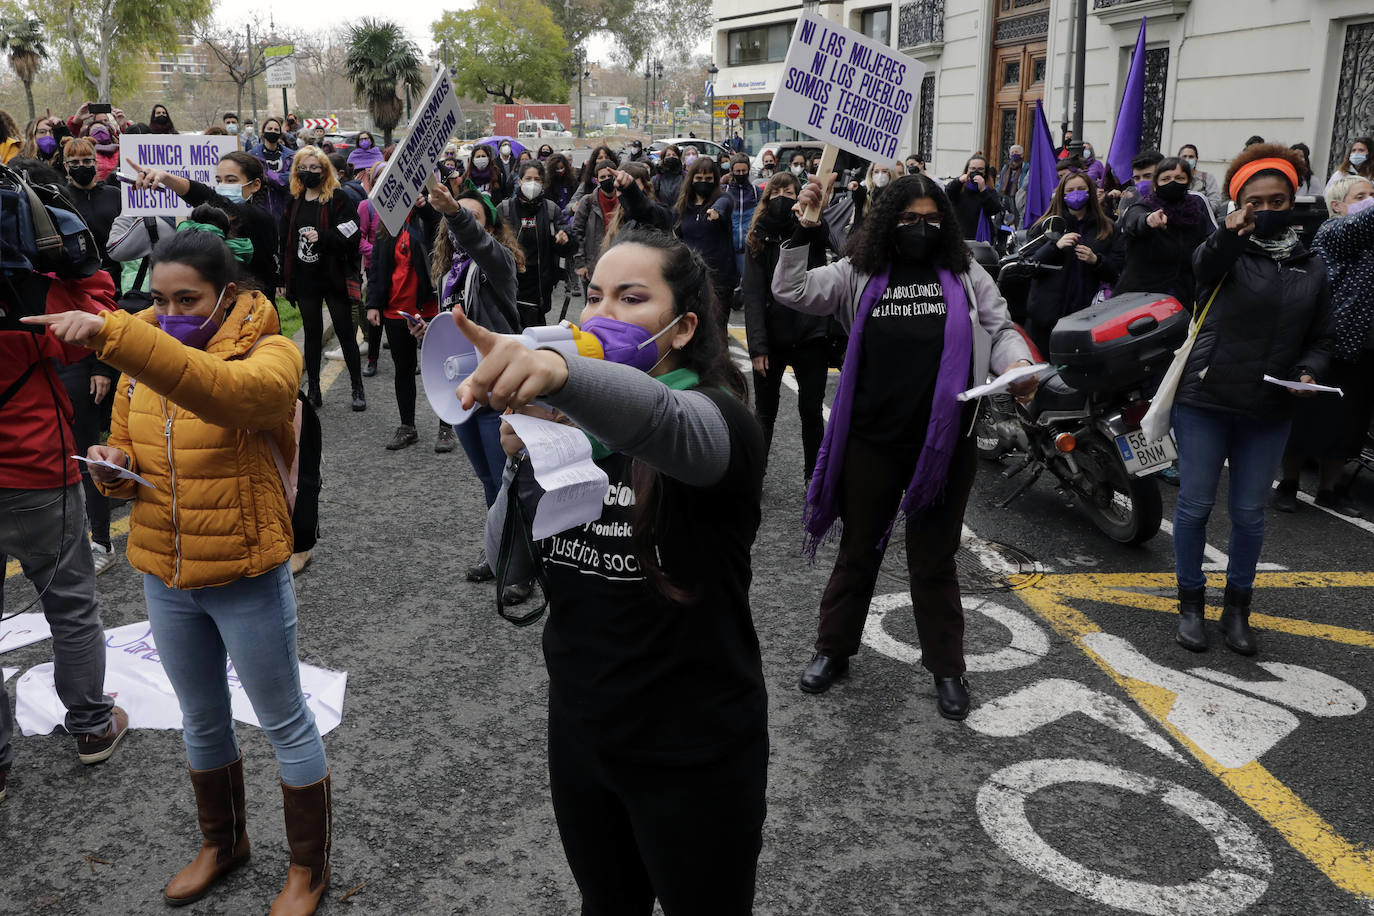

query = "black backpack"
[[0, 163, 101, 279]]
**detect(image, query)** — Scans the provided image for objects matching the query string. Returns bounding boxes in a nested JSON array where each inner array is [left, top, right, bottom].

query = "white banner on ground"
[[118, 135, 240, 217], [370, 66, 464, 236], [767, 12, 925, 162], [0, 613, 52, 654], [14, 621, 347, 736]]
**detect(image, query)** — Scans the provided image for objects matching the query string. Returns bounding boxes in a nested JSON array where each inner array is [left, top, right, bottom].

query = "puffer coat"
[[1177, 225, 1336, 418], [92, 291, 303, 588]]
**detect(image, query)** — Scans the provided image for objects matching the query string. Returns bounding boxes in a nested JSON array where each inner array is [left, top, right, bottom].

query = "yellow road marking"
[[1019, 573, 1374, 901], [7, 338, 346, 582]]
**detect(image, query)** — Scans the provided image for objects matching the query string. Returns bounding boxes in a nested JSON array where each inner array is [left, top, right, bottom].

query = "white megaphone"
[[420, 316, 603, 424]]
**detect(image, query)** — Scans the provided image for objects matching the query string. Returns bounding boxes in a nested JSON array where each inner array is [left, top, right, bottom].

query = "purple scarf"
[[803, 265, 974, 559]]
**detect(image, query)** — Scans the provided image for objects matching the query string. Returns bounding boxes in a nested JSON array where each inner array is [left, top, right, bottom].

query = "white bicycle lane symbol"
[[862, 592, 1368, 915]]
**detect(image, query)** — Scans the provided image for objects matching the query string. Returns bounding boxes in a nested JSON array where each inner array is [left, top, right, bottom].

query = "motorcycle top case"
[[1048, 292, 1188, 392]]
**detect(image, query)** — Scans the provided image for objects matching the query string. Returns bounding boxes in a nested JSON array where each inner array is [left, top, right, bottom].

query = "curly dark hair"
[[1222, 142, 1306, 202], [841, 173, 971, 274]]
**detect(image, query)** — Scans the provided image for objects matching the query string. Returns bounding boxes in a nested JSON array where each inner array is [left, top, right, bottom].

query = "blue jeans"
[[1172, 403, 1291, 591], [143, 562, 327, 785], [456, 406, 507, 507]]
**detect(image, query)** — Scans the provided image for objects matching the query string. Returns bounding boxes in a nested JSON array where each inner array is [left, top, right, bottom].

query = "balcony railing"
[[898, 0, 944, 48]]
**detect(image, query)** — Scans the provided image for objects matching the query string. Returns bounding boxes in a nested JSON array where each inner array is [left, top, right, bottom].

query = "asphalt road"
[[3, 290, 1373, 916]]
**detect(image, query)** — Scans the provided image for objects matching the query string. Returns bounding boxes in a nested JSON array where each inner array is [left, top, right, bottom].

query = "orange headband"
[[1228, 158, 1299, 202]]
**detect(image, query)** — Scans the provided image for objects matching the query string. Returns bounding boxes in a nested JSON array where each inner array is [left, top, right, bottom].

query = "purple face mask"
[[1064, 189, 1090, 210], [37, 135, 57, 155], [579, 314, 683, 372], [1345, 195, 1374, 217], [157, 288, 226, 350], [1136, 179, 1153, 197]]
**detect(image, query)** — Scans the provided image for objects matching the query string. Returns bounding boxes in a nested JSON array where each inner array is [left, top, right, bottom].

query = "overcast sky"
[[230, 1, 618, 64]]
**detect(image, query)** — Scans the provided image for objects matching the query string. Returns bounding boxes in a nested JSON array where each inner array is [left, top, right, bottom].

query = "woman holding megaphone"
[[466, 229, 768, 913]]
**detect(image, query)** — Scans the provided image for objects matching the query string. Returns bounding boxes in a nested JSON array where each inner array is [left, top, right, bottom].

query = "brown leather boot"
[[164, 757, 250, 906], [269, 772, 332, 916]]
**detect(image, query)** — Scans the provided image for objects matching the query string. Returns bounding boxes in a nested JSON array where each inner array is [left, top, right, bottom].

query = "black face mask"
[[68, 164, 97, 186], [692, 180, 715, 198], [765, 197, 796, 224], [1155, 180, 1187, 203], [299, 171, 323, 189], [598, 177, 616, 194], [1252, 208, 1293, 238], [153, 114, 170, 125], [731, 173, 749, 185], [262, 132, 281, 144], [661, 157, 681, 174], [894, 222, 940, 263]]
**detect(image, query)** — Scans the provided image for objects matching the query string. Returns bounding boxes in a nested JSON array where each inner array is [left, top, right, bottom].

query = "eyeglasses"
[[298, 166, 323, 174], [68, 158, 97, 167], [897, 212, 941, 227]]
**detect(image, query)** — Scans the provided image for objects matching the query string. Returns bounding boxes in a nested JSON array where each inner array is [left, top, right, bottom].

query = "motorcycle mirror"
[[1041, 214, 1067, 241]]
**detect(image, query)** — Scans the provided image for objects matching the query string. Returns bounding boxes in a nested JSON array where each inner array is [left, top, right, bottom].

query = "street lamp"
[[644, 61, 651, 135], [576, 48, 589, 139], [707, 63, 718, 143]]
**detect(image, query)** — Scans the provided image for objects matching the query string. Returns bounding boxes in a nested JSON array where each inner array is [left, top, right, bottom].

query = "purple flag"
[[1022, 99, 1058, 229], [1106, 18, 1148, 189]]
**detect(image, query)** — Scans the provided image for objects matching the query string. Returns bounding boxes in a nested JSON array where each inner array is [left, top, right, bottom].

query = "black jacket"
[[743, 221, 830, 357], [1023, 213, 1124, 357], [66, 180, 122, 284], [1114, 200, 1210, 308], [676, 191, 738, 291], [497, 194, 576, 307], [280, 191, 361, 298], [184, 181, 280, 292], [1177, 226, 1336, 418], [944, 179, 1000, 240], [366, 206, 441, 312]]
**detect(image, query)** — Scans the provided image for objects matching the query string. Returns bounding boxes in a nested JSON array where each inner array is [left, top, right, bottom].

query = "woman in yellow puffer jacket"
[[28, 224, 332, 916]]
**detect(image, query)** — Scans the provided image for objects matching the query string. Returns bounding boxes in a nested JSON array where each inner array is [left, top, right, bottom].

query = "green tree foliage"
[[343, 18, 424, 147], [433, 0, 568, 105], [36, 0, 214, 102], [0, 12, 47, 121]]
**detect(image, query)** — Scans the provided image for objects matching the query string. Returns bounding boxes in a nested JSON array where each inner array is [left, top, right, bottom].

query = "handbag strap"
[[17, 170, 61, 254], [1192, 279, 1224, 333]]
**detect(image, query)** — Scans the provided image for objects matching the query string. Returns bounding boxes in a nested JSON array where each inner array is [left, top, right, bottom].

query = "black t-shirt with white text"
[[535, 388, 767, 762], [852, 260, 947, 446]]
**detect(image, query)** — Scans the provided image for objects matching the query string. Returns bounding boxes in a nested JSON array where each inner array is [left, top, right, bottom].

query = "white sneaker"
[[91, 542, 117, 576], [324, 346, 345, 361]]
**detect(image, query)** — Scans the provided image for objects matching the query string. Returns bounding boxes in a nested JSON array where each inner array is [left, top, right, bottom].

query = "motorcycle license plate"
[[1115, 429, 1177, 477]]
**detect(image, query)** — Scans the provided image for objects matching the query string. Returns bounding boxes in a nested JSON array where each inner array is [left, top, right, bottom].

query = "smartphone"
[[114, 173, 135, 185], [89, 102, 112, 115], [400, 311, 423, 324]]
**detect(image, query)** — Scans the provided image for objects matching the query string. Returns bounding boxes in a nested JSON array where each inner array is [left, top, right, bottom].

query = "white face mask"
[[1352, 152, 1369, 167], [873, 172, 890, 188], [520, 180, 542, 201], [500, 145, 511, 156], [226, 123, 238, 135], [791, 164, 805, 177], [1182, 157, 1197, 169], [473, 156, 489, 169]]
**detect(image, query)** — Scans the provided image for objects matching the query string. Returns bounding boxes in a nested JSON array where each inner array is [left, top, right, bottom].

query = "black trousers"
[[752, 337, 829, 481], [548, 711, 767, 916], [56, 361, 113, 547], [815, 432, 978, 675], [382, 318, 420, 427], [296, 290, 362, 390]]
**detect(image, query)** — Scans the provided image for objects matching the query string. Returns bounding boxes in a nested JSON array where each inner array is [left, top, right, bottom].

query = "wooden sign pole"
[[800, 144, 839, 224]]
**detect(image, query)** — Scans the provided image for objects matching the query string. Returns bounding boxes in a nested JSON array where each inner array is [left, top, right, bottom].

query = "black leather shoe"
[[465, 550, 495, 583], [351, 385, 367, 411], [934, 675, 970, 720], [1272, 480, 1298, 513], [1175, 586, 1208, 652], [1220, 584, 1257, 656], [1316, 489, 1363, 518], [798, 653, 848, 694], [307, 386, 322, 409], [502, 580, 535, 606], [362, 359, 378, 378]]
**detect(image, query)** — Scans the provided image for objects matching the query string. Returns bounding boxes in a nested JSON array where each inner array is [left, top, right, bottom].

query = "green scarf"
[[585, 367, 700, 459], [177, 219, 255, 265]]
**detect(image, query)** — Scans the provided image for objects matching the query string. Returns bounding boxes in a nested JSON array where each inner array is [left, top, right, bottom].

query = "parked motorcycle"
[[976, 234, 1187, 545]]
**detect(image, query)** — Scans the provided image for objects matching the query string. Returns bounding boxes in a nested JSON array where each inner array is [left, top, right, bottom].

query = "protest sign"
[[767, 12, 925, 163], [370, 66, 464, 236], [14, 621, 348, 736], [118, 135, 240, 217], [0, 613, 52, 654]]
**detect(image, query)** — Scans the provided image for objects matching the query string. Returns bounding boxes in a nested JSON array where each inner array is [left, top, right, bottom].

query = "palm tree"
[[0, 17, 47, 123], [343, 19, 424, 148]]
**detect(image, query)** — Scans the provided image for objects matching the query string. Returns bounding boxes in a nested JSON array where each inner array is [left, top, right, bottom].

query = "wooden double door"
[[987, 40, 1047, 175]]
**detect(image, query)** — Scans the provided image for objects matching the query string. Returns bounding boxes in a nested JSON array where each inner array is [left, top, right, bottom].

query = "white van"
[[517, 120, 573, 149]]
